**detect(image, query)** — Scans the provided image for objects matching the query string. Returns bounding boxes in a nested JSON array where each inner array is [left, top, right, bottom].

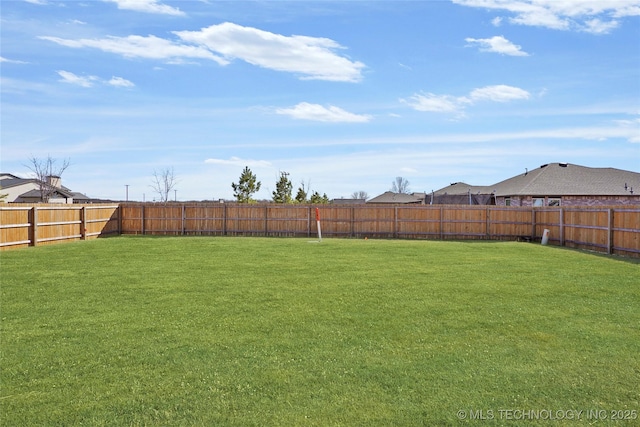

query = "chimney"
[[46, 175, 61, 188]]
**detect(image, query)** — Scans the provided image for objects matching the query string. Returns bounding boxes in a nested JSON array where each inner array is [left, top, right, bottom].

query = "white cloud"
[[276, 102, 371, 123], [204, 157, 272, 168], [0, 56, 29, 64], [56, 71, 135, 89], [583, 18, 620, 34], [24, 0, 47, 4], [400, 167, 419, 174], [402, 85, 530, 115], [57, 70, 99, 87], [465, 35, 529, 56], [104, 0, 185, 16], [174, 22, 365, 82], [40, 35, 227, 64], [108, 76, 135, 88], [40, 22, 364, 82], [401, 93, 466, 113], [613, 117, 640, 143], [452, 0, 640, 34], [469, 85, 531, 102]]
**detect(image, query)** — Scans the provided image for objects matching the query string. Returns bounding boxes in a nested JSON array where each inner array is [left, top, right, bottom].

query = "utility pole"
[[125, 184, 129, 202]]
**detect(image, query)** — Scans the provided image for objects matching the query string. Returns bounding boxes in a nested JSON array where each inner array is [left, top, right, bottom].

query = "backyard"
[[1, 237, 639, 425]]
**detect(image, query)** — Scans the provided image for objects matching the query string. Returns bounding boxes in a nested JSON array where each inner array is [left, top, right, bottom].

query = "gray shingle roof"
[[492, 163, 639, 196], [431, 163, 639, 197], [433, 182, 494, 196], [367, 191, 426, 204]]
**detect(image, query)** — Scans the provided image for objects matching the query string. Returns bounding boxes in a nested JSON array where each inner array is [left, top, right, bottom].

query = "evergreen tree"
[[232, 166, 261, 203], [310, 191, 330, 204], [295, 186, 308, 203], [272, 171, 293, 203]]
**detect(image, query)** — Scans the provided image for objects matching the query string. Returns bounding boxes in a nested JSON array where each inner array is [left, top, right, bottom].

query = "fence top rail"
[[6, 203, 636, 213], [533, 208, 640, 215], [0, 206, 33, 211], [1, 203, 119, 210]]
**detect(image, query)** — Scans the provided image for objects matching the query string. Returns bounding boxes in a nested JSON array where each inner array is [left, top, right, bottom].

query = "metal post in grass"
[[316, 207, 322, 242]]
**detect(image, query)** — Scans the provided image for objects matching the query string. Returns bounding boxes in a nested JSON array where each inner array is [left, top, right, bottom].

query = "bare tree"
[[25, 155, 70, 202], [150, 167, 178, 203], [391, 177, 410, 194], [295, 179, 311, 203], [351, 190, 369, 200]]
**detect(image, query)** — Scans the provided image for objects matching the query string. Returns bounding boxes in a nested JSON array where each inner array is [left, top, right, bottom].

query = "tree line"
[[232, 167, 331, 204], [11, 156, 409, 204]]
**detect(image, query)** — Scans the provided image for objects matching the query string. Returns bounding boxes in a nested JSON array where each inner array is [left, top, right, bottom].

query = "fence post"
[[439, 206, 444, 240], [485, 207, 490, 240], [559, 208, 565, 247], [31, 206, 38, 246], [264, 205, 268, 236], [223, 203, 227, 236], [351, 206, 355, 238], [607, 208, 613, 254], [118, 204, 122, 235], [141, 204, 145, 235], [182, 203, 186, 236], [531, 208, 536, 240], [394, 206, 398, 239], [81, 205, 87, 240]]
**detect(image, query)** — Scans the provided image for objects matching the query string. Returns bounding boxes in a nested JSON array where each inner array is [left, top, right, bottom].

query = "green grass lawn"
[[1, 237, 639, 426]]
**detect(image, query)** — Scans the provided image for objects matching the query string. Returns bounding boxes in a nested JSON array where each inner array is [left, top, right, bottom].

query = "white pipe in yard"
[[315, 207, 322, 242], [541, 229, 550, 245]]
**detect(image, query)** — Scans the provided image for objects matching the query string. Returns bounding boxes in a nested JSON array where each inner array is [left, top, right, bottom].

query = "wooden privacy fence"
[[0, 204, 119, 250], [119, 203, 639, 257], [1, 203, 637, 257]]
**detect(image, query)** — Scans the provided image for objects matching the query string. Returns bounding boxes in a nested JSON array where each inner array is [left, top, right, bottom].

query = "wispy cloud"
[[204, 157, 272, 168], [613, 117, 640, 143], [107, 76, 135, 88], [57, 70, 99, 88], [174, 22, 365, 82], [40, 35, 225, 64], [465, 35, 529, 56], [103, 0, 185, 16], [401, 85, 530, 115], [276, 102, 371, 123], [40, 22, 365, 82], [469, 85, 531, 102], [0, 56, 29, 64], [401, 93, 465, 114], [452, 0, 640, 34], [57, 70, 134, 88]]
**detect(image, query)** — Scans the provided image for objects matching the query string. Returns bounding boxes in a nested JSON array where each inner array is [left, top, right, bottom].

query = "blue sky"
[[1, 0, 639, 201]]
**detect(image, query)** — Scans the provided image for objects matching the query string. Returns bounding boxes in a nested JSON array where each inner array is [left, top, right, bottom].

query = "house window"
[[533, 198, 545, 207], [505, 198, 511, 206], [548, 198, 561, 207]]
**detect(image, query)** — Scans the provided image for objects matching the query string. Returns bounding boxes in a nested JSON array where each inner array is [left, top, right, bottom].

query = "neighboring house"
[[0, 173, 90, 204], [430, 163, 640, 206], [367, 191, 427, 204]]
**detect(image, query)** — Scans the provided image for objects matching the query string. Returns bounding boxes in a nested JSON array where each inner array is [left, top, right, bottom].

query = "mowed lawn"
[[1, 237, 639, 426]]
